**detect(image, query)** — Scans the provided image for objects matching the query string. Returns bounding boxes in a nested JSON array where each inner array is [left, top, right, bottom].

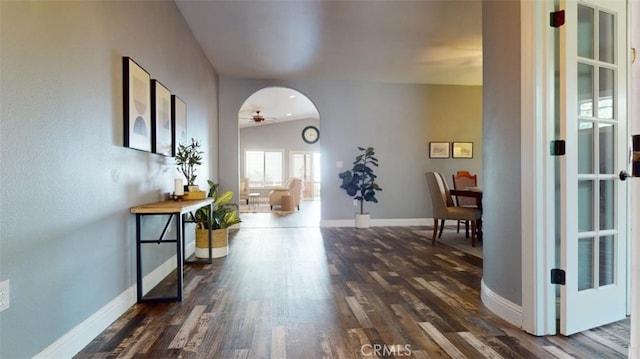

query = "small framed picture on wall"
[[452, 142, 473, 158], [151, 80, 173, 156], [429, 142, 450, 158], [123, 57, 151, 152], [171, 95, 187, 156]]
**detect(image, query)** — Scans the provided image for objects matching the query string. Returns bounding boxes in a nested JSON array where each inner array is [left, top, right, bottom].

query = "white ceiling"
[[175, 0, 483, 126], [237, 86, 320, 128]]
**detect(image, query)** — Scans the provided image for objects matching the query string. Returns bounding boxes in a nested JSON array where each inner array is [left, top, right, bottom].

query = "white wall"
[[219, 77, 483, 222], [0, 2, 218, 357]]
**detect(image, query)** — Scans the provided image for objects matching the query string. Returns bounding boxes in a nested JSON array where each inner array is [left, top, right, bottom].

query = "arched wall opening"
[[236, 86, 321, 222]]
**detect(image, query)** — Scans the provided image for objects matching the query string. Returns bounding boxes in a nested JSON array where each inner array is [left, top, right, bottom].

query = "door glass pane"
[[599, 11, 614, 63], [579, 237, 595, 290], [578, 5, 595, 59], [578, 180, 594, 231], [314, 153, 321, 198], [578, 64, 594, 117], [599, 235, 614, 286], [578, 121, 594, 174], [599, 180, 614, 230], [292, 153, 305, 178], [598, 68, 614, 119], [598, 123, 614, 173]]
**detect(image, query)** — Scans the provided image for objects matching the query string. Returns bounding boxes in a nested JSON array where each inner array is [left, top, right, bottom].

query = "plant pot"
[[195, 228, 228, 258], [188, 185, 200, 192], [355, 213, 370, 229]]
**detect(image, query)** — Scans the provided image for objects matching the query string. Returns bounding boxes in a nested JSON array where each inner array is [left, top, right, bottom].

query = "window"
[[245, 150, 283, 187]]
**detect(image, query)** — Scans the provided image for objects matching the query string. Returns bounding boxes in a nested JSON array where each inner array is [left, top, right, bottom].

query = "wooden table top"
[[130, 198, 214, 214]]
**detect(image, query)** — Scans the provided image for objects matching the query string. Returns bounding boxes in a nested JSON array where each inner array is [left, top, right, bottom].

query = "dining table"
[[449, 187, 483, 241]]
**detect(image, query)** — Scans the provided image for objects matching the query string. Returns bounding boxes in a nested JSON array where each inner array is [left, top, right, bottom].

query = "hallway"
[[75, 226, 629, 358]]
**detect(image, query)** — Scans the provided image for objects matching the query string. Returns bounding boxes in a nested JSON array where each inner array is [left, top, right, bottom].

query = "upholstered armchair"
[[269, 177, 304, 211], [239, 177, 250, 205]]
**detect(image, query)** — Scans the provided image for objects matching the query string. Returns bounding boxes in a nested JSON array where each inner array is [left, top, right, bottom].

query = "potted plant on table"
[[175, 138, 203, 193], [193, 180, 242, 258], [338, 146, 382, 228]]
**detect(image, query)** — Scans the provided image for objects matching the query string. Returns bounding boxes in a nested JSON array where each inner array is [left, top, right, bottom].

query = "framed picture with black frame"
[[123, 57, 151, 152], [452, 142, 474, 158], [429, 141, 450, 158], [151, 80, 173, 156], [171, 95, 187, 156]]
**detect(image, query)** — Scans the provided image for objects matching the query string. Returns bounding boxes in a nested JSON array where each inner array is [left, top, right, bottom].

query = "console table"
[[130, 198, 214, 303]]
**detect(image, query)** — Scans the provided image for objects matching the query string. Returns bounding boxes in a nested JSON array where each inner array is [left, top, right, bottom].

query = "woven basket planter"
[[195, 228, 228, 258]]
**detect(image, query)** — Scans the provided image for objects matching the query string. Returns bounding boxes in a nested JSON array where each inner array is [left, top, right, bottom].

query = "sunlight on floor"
[[239, 199, 321, 229]]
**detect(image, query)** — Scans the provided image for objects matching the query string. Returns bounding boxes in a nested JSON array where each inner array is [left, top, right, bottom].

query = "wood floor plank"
[[458, 331, 504, 359], [344, 296, 374, 328], [542, 345, 575, 359], [418, 321, 467, 359], [168, 305, 207, 349], [75, 225, 629, 358], [270, 326, 286, 359], [581, 328, 628, 356]]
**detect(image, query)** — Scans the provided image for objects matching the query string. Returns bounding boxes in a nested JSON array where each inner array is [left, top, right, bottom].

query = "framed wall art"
[[429, 142, 450, 158], [452, 142, 474, 158], [151, 80, 173, 156], [123, 57, 151, 152], [171, 95, 187, 156]]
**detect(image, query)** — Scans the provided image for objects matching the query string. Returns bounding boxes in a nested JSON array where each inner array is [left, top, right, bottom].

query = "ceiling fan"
[[240, 110, 277, 125]]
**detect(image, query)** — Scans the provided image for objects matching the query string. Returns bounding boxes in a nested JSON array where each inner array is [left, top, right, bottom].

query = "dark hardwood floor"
[[75, 225, 630, 358]]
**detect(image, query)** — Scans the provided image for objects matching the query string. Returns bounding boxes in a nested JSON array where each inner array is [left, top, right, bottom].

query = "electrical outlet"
[[0, 280, 9, 312]]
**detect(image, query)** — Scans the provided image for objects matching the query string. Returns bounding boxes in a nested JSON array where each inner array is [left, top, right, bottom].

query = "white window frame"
[[244, 149, 284, 188]]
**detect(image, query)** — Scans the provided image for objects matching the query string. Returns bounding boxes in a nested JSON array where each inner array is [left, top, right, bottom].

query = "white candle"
[[174, 179, 184, 196]]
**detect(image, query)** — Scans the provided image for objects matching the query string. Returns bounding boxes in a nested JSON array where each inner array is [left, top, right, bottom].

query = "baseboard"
[[481, 277, 523, 328], [320, 218, 431, 227], [34, 254, 181, 358]]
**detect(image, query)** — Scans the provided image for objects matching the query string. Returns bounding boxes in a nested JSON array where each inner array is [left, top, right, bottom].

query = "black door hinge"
[[551, 268, 566, 285], [550, 140, 566, 156], [550, 10, 565, 27]]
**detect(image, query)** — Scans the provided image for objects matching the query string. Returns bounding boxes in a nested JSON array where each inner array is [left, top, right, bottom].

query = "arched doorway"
[[237, 86, 321, 227]]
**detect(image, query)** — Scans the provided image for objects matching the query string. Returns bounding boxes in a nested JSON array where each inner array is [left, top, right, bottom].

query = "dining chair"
[[425, 172, 482, 247], [452, 171, 478, 237]]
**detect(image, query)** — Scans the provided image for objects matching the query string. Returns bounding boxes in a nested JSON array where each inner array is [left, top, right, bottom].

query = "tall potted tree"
[[338, 146, 382, 228], [194, 180, 242, 258]]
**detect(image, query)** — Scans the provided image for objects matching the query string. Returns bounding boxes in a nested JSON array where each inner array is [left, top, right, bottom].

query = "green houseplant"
[[175, 138, 203, 189], [193, 180, 242, 258], [338, 146, 382, 228]]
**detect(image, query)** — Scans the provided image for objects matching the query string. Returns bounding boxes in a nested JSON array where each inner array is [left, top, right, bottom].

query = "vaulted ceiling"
[[175, 0, 483, 125]]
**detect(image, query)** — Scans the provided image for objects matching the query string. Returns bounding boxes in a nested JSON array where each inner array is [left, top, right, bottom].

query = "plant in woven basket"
[[175, 138, 203, 186], [195, 180, 242, 230]]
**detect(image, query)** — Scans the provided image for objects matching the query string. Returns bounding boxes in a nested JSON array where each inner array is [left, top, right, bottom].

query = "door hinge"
[[550, 140, 566, 156], [551, 268, 566, 285], [550, 10, 565, 27]]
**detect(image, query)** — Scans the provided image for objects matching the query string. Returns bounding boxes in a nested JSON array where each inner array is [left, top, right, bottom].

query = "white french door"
[[558, 0, 629, 335], [290, 151, 321, 200]]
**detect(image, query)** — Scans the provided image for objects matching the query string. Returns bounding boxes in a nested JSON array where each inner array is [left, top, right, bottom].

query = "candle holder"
[[171, 193, 184, 201]]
